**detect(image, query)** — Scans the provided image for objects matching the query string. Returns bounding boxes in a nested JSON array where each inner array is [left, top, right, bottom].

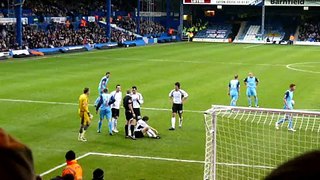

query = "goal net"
[[203, 105, 320, 180]]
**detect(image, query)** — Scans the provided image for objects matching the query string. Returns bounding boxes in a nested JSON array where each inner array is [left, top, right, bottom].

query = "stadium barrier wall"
[[0, 51, 11, 60], [193, 38, 229, 43], [295, 41, 320, 46], [2, 35, 179, 59]]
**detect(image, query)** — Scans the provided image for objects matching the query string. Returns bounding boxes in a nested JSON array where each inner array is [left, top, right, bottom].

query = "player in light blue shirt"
[[244, 72, 259, 107], [95, 72, 111, 106], [228, 75, 240, 106], [96, 88, 115, 135], [275, 84, 296, 132]]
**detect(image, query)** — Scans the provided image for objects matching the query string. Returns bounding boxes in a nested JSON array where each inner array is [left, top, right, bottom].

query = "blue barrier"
[[94, 42, 118, 49], [123, 39, 146, 47]]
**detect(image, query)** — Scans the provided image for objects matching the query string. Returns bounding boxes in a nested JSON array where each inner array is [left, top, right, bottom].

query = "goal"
[[203, 105, 320, 180]]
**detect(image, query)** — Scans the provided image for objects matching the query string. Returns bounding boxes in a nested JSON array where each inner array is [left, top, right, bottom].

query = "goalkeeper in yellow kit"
[[78, 87, 93, 142]]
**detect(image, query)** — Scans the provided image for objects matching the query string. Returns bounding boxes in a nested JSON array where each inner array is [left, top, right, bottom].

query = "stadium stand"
[[192, 24, 231, 42], [298, 21, 320, 42], [0, 0, 168, 52], [244, 25, 261, 41]]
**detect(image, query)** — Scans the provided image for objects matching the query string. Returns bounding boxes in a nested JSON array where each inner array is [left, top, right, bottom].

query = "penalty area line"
[[0, 98, 204, 113], [40, 152, 274, 177]]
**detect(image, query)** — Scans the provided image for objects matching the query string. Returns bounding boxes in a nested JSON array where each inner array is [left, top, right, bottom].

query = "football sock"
[[179, 118, 183, 127], [130, 125, 135, 137], [288, 118, 293, 129], [82, 130, 86, 138], [171, 117, 176, 129], [255, 97, 259, 107], [248, 97, 252, 106], [113, 118, 118, 130], [111, 118, 115, 130], [98, 120, 102, 131], [108, 120, 113, 134], [125, 125, 128, 136]]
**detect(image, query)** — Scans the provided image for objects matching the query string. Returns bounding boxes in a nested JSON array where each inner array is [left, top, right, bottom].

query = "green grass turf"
[[0, 42, 320, 179]]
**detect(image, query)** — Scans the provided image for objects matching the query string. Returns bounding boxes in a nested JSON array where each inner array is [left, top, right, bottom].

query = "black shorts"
[[172, 104, 183, 114], [125, 111, 134, 121], [112, 108, 120, 118], [134, 131, 144, 138], [133, 108, 141, 118]]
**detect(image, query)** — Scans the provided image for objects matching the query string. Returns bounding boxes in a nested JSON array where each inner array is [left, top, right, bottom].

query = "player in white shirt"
[[131, 86, 144, 119], [134, 116, 160, 139], [110, 84, 122, 133], [169, 82, 189, 130]]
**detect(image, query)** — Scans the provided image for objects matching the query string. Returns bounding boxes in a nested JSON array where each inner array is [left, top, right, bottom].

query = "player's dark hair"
[[126, 89, 131, 94], [65, 150, 76, 161], [265, 150, 320, 180], [83, 87, 89, 94], [103, 88, 108, 93], [116, 84, 120, 88], [175, 82, 180, 88], [132, 86, 137, 90], [142, 116, 149, 121], [234, 74, 238, 79], [290, 84, 296, 88], [92, 168, 104, 180], [106, 72, 110, 75]]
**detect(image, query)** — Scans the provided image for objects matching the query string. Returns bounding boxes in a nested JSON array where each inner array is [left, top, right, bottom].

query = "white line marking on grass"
[[40, 152, 274, 177], [0, 98, 204, 113], [88, 152, 204, 164], [40, 152, 91, 177], [286, 62, 320, 74], [243, 44, 262, 49]]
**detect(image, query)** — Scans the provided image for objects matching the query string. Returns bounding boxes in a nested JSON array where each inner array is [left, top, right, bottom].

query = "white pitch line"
[[88, 152, 204, 164], [39, 152, 91, 177], [40, 152, 274, 177], [243, 44, 262, 49], [0, 98, 204, 113], [286, 62, 320, 74]]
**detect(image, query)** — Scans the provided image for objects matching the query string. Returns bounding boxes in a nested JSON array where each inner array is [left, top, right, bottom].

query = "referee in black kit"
[[123, 89, 136, 140]]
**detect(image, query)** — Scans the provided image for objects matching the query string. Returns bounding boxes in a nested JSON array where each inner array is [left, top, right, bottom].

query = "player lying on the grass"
[[96, 88, 115, 135], [275, 84, 296, 132], [94, 72, 111, 106], [169, 82, 189, 130], [228, 74, 240, 106], [134, 116, 160, 139], [244, 72, 259, 107], [78, 87, 93, 142], [110, 84, 122, 133]]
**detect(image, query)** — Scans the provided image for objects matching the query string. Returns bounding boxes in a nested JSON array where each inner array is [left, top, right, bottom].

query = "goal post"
[[203, 105, 320, 180]]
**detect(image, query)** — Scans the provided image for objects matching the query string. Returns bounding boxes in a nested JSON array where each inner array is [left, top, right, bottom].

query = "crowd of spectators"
[[298, 21, 320, 42], [0, 25, 17, 52], [114, 17, 165, 36], [0, 21, 135, 51], [0, 0, 135, 17]]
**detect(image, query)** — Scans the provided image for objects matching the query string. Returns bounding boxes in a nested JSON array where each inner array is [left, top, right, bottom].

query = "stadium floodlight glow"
[[217, 5, 222, 9], [303, 6, 309, 10], [203, 105, 320, 180]]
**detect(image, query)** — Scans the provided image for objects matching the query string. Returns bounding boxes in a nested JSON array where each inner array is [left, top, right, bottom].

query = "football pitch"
[[0, 42, 320, 179]]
